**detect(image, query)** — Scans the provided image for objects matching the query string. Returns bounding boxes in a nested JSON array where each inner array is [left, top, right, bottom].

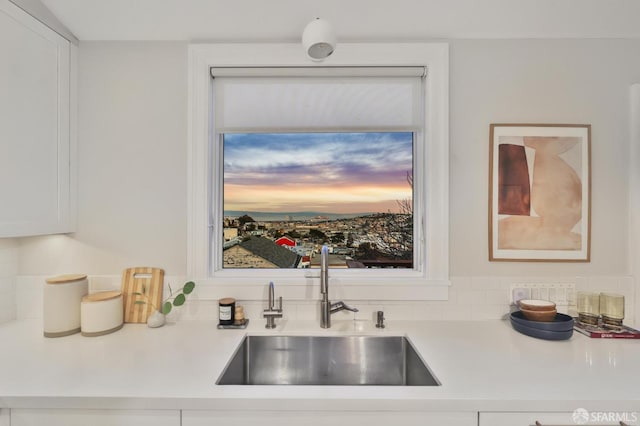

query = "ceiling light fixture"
[[302, 18, 336, 61]]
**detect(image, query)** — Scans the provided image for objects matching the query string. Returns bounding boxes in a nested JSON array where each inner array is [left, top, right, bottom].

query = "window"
[[188, 44, 449, 300], [222, 131, 414, 270]]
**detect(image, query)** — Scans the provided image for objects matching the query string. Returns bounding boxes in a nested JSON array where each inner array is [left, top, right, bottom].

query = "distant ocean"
[[223, 211, 373, 222]]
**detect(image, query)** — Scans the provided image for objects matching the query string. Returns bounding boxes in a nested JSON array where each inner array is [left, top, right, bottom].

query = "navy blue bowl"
[[510, 310, 574, 332], [511, 319, 573, 340]]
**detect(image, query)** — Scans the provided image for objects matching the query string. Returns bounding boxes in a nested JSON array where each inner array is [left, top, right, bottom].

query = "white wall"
[[13, 39, 640, 322], [450, 39, 640, 276], [631, 84, 640, 327], [18, 42, 188, 276]]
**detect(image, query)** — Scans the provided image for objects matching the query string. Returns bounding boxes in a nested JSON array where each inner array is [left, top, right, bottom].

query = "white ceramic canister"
[[81, 291, 124, 337], [43, 274, 89, 337]]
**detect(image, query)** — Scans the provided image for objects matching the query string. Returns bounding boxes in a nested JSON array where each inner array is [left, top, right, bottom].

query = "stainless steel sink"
[[216, 335, 440, 386]]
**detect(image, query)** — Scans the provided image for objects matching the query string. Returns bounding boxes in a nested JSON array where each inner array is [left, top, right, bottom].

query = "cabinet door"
[[11, 408, 180, 426], [480, 411, 638, 426], [0, 0, 74, 237], [183, 410, 477, 426], [0, 409, 9, 426]]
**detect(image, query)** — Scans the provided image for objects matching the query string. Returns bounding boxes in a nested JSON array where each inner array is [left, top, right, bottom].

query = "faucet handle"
[[376, 310, 385, 328], [277, 296, 283, 311], [331, 301, 359, 313], [345, 302, 359, 313]]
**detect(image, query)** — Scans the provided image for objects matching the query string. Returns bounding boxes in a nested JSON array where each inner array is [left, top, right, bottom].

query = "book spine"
[[596, 333, 640, 339], [573, 327, 640, 339]]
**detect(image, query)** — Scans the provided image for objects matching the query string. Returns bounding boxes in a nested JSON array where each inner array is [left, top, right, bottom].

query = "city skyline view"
[[223, 132, 414, 214]]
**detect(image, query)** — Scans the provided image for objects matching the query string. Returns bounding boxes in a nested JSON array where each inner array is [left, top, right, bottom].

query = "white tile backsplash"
[[457, 289, 487, 305], [440, 304, 473, 321], [0, 239, 18, 324], [16, 276, 42, 320], [485, 289, 509, 305], [9, 274, 638, 327], [0, 281, 16, 324], [412, 303, 445, 321]]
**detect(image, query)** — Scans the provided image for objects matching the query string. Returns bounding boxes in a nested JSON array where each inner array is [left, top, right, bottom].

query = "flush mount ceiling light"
[[302, 18, 336, 61]]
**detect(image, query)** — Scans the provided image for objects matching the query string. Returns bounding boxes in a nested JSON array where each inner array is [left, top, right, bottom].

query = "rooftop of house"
[[234, 236, 301, 269]]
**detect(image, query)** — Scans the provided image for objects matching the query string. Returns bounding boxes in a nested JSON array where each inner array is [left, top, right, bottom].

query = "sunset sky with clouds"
[[223, 132, 413, 215]]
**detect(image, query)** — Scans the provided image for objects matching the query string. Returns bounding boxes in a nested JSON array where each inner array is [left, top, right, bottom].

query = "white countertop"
[[0, 318, 638, 412]]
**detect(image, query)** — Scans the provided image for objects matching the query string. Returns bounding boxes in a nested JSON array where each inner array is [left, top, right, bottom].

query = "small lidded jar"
[[43, 274, 89, 337], [219, 297, 236, 325], [80, 291, 124, 337]]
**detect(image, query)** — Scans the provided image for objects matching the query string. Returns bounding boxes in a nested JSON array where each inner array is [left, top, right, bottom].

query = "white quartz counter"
[[0, 318, 638, 412]]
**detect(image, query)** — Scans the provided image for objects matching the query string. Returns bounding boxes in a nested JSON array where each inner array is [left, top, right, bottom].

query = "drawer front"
[[183, 410, 477, 426], [11, 409, 180, 426], [481, 411, 638, 426]]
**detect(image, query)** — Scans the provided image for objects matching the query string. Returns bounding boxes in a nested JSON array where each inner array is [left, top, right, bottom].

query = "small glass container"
[[219, 297, 236, 325], [234, 305, 245, 325], [600, 293, 624, 328], [576, 291, 600, 325]]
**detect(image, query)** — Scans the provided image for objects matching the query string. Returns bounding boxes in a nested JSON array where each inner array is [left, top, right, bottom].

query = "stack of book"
[[574, 320, 640, 339]]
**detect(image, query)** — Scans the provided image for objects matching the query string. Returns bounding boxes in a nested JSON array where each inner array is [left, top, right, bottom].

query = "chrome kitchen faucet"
[[263, 281, 283, 329], [320, 245, 358, 328]]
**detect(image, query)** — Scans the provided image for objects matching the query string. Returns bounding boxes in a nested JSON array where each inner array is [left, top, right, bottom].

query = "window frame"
[[188, 43, 449, 300]]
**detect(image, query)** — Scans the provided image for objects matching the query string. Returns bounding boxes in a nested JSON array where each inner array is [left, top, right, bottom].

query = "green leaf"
[[173, 293, 186, 306], [183, 281, 196, 294], [134, 301, 147, 305], [132, 292, 144, 296], [162, 301, 173, 315]]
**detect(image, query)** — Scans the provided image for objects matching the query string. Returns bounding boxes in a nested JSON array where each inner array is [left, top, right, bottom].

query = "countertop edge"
[[2, 396, 639, 412]]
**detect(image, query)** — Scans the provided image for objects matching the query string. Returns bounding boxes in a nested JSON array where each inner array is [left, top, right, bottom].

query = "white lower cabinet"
[[0, 409, 9, 426], [183, 410, 477, 426], [480, 411, 638, 426], [10, 409, 180, 426]]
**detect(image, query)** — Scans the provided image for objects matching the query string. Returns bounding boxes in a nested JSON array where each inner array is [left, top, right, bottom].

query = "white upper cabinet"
[[0, 0, 75, 237]]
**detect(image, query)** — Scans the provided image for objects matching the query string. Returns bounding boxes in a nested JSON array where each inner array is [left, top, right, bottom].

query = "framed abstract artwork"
[[489, 124, 591, 261]]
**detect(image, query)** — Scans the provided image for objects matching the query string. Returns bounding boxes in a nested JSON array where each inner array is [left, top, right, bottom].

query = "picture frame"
[[489, 124, 591, 261]]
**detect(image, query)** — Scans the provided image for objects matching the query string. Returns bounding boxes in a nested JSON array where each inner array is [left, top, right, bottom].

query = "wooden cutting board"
[[121, 267, 164, 323]]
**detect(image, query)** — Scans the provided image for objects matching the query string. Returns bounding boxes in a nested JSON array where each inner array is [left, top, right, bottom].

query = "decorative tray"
[[510, 311, 573, 340], [217, 319, 250, 330]]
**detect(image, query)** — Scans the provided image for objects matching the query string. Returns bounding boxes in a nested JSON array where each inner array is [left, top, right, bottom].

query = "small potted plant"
[[135, 280, 196, 327]]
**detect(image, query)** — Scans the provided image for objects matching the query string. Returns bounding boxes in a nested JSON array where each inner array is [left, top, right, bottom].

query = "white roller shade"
[[212, 67, 425, 133]]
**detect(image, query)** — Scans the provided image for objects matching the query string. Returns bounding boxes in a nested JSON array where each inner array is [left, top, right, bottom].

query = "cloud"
[[224, 132, 412, 185], [223, 132, 413, 213]]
